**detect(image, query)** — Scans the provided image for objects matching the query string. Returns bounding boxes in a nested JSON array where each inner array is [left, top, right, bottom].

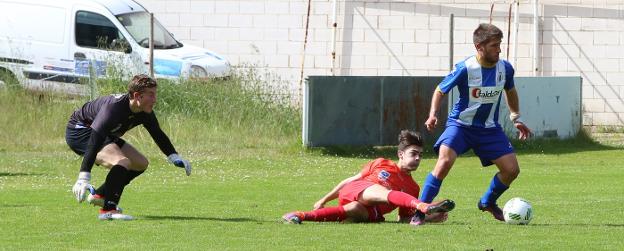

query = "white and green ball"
[[503, 197, 534, 225]]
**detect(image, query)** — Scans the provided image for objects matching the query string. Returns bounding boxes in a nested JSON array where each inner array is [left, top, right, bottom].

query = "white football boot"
[[98, 209, 134, 221]]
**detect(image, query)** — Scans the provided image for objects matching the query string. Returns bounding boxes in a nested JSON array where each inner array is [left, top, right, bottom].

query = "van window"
[[117, 12, 181, 49], [75, 11, 127, 52]]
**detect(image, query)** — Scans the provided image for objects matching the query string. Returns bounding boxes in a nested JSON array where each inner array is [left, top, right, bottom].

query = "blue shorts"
[[433, 125, 514, 166]]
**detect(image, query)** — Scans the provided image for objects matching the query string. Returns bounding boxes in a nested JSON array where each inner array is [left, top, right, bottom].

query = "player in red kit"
[[282, 130, 455, 226]]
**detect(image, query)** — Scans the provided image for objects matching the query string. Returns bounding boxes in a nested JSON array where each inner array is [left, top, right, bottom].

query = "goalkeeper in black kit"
[[65, 74, 191, 220]]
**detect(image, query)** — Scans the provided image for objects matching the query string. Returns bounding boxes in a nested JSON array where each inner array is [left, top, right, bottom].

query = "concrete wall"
[[137, 0, 624, 126]]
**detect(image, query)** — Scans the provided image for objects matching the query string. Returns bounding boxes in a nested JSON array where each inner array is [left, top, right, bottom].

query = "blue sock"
[[480, 173, 509, 206], [420, 173, 443, 203]]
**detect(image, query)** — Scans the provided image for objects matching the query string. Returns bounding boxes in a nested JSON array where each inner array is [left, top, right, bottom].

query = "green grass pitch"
[[1, 78, 623, 250]]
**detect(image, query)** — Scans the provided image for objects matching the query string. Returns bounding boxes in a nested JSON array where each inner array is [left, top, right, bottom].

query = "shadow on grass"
[[509, 131, 622, 155], [308, 145, 402, 160], [307, 132, 623, 159], [141, 215, 261, 222], [530, 223, 624, 227], [385, 221, 623, 227], [0, 172, 34, 177], [0, 204, 29, 208]]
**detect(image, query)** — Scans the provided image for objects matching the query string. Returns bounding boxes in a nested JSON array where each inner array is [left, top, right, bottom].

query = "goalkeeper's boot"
[[87, 194, 123, 213], [478, 201, 504, 221], [87, 193, 105, 207], [98, 209, 134, 221], [417, 199, 456, 214], [281, 211, 304, 224]]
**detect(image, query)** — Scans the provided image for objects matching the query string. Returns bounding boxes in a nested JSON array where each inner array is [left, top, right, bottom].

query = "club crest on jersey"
[[378, 170, 391, 181]]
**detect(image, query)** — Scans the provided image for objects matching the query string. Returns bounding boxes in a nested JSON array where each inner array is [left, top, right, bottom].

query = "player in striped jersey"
[[418, 23, 531, 223]]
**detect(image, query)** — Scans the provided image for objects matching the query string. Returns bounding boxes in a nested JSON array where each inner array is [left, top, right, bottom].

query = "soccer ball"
[[502, 197, 533, 225]]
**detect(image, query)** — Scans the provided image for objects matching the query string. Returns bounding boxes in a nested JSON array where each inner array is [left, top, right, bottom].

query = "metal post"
[[330, 0, 338, 76], [449, 13, 454, 72], [149, 13, 154, 77], [489, 2, 495, 24], [533, 0, 539, 76], [506, 3, 513, 60], [512, 0, 520, 67], [448, 13, 455, 115], [88, 60, 97, 100], [298, 0, 312, 106]]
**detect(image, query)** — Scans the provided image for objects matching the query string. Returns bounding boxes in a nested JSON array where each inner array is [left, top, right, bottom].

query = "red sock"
[[387, 190, 421, 209], [303, 206, 347, 222]]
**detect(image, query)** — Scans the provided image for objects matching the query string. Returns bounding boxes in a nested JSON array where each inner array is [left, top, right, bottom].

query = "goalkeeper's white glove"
[[168, 153, 192, 176], [72, 172, 93, 202]]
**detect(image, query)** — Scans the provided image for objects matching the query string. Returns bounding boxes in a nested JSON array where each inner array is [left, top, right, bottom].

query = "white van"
[[0, 0, 230, 93]]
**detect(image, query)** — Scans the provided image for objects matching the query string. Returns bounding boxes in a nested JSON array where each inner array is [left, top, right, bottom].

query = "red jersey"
[[358, 158, 420, 198]]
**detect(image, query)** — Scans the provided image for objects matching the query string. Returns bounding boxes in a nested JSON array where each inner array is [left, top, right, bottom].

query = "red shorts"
[[338, 180, 395, 222]]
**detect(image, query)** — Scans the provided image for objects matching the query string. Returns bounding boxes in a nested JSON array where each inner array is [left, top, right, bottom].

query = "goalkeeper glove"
[[167, 153, 192, 176], [72, 172, 93, 202]]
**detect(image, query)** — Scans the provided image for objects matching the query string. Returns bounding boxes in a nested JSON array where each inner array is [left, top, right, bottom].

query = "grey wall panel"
[[303, 76, 445, 146], [378, 77, 445, 144], [507, 76, 582, 139], [449, 76, 582, 139], [305, 77, 382, 145]]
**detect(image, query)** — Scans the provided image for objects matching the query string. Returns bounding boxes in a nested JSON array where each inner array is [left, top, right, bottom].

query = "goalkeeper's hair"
[[398, 130, 423, 151], [473, 23, 503, 46], [128, 74, 158, 98]]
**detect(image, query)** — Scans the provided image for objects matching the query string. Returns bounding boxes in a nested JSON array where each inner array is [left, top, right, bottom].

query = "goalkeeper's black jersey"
[[68, 94, 176, 172]]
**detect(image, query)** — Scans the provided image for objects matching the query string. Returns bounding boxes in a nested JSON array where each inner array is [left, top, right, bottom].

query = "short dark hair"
[[128, 74, 157, 97], [473, 23, 503, 45], [398, 130, 423, 151]]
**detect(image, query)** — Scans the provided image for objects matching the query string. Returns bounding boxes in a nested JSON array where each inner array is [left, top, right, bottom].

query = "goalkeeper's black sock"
[[95, 184, 106, 196], [95, 169, 144, 196], [102, 165, 128, 211], [99, 170, 144, 210], [112, 170, 145, 204]]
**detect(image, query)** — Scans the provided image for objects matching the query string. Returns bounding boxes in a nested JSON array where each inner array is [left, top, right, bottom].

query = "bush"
[[0, 66, 301, 153], [95, 66, 300, 138]]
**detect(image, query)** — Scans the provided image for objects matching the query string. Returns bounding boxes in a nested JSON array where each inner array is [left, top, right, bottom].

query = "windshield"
[[116, 12, 181, 49]]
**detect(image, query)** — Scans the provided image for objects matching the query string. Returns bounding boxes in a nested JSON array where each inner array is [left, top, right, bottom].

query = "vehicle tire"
[[0, 68, 21, 90]]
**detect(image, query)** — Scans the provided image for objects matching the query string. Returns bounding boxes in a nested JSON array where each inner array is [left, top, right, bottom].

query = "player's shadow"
[[508, 132, 622, 155], [0, 204, 29, 208], [141, 215, 261, 222], [312, 132, 622, 159], [313, 145, 405, 159], [531, 223, 624, 227], [383, 221, 470, 226], [0, 172, 34, 177]]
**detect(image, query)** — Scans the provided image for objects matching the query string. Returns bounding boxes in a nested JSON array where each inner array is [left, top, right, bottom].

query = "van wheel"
[[0, 68, 21, 90]]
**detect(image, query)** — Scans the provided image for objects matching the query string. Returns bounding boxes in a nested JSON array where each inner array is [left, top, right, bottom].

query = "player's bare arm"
[[313, 173, 362, 209], [504, 87, 532, 140], [425, 88, 445, 132]]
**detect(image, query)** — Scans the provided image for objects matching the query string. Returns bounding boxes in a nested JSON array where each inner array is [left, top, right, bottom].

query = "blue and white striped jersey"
[[437, 55, 515, 129]]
